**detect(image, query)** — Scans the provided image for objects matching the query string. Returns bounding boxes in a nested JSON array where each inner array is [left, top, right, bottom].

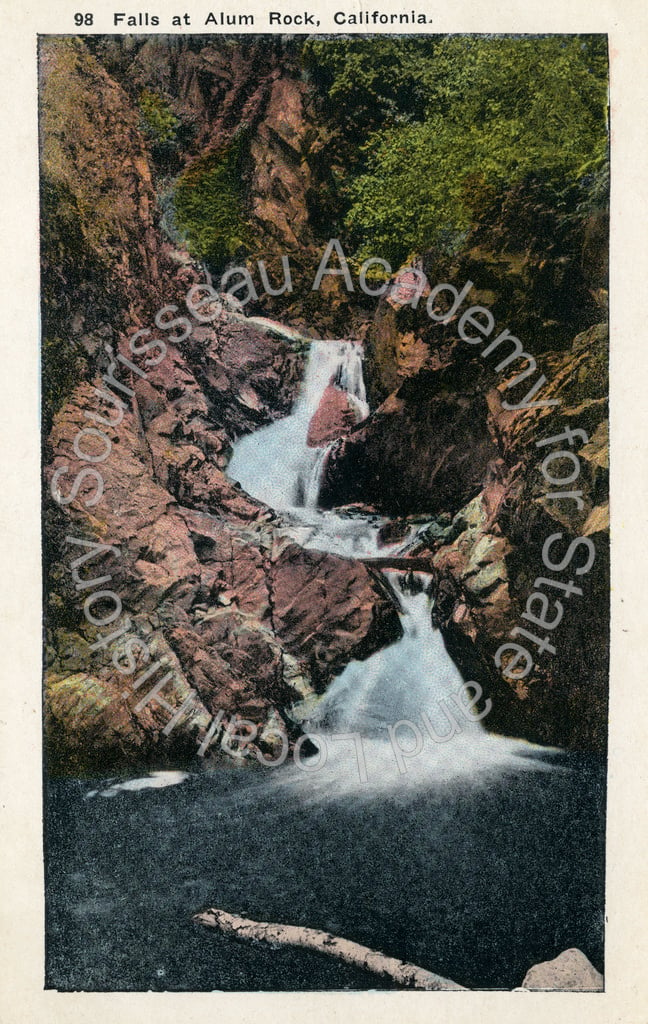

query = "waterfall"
[[227, 340, 367, 512], [309, 572, 475, 736], [333, 349, 369, 419], [278, 567, 540, 801], [226, 337, 543, 798], [303, 444, 332, 508]]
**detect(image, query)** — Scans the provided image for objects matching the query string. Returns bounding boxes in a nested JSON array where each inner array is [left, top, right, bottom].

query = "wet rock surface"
[[41, 38, 400, 774], [323, 270, 609, 751]]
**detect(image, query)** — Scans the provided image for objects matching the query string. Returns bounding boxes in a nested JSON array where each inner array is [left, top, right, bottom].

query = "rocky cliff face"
[[426, 323, 608, 751], [41, 35, 609, 768], [322, 188, 609, 751], [41, 37, 399, 775], [85, 35, 359, 334]]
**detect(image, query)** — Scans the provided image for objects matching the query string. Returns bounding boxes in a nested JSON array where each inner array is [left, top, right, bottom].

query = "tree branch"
[[193, 907, 466, 990]]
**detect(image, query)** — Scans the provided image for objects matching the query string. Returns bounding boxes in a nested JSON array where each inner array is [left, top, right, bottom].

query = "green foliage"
[[138, 88, 179, 145], [302, 36, 442, 137], [305, 35, 609, 268], [173, 142, 250, 269]]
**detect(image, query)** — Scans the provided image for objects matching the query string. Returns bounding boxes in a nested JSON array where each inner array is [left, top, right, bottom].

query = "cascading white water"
[[227, 340, 368, 513], [302, 445, 332, 509], [310, 572, 475, 736], [228, 338, 416, 559], [226, 338, 546, 797], [332, 347, 369, 416]]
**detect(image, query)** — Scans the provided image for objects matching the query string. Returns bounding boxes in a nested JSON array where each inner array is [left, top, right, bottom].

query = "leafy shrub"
[[303, 35, 609, 269], [302, 36, 442, 139], [138, 88, 179, 145], [172, 141, 250, 269]]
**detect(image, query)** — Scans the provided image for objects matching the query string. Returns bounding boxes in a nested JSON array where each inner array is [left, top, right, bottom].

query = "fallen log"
[[193, 907, 466, 990], [361, 556, 435, 572]]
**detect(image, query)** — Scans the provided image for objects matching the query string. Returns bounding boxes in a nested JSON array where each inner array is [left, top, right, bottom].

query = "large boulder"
[[320, 359, 499, 517], [520, 949, 603, 991], [307, 383, 361, 447]]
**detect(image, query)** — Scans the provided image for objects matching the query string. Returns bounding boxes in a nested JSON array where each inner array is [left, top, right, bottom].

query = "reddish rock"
[[270, 543, 401, 690], [386, 267, 431, 309], [44, 358, 400, 774], [307, 383, 359, 447], [85, 35, 363, 336]]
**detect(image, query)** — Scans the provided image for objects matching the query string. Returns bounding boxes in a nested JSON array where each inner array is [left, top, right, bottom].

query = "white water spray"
[[225, 339, 550, 799], [310, 572, 473, 735], [227, 340, 368, 513]]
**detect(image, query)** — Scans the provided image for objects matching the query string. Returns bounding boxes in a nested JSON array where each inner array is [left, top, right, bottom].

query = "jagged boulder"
[[320, 361, 499, 517], [307, 383, 361, 447]]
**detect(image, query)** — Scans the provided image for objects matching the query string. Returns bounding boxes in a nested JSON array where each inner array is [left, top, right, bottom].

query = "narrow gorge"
[[41, 33, 609, 992]]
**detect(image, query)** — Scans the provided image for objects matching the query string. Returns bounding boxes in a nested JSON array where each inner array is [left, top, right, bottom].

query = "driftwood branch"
[[193, 907, 466, 990]]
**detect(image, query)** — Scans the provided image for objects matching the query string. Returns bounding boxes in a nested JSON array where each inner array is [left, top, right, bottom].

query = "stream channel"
[[45, 338, 606, 991]]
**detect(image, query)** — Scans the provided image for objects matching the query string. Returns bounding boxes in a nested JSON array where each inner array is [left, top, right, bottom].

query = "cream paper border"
[[1, 1, 646, 1020]]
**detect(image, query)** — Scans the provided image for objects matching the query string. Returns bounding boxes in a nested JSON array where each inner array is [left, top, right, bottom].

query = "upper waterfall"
[[227, 340, 368, 512]]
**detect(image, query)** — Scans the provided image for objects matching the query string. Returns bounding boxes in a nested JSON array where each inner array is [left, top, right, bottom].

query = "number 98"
[[74, 13, 94, 25]]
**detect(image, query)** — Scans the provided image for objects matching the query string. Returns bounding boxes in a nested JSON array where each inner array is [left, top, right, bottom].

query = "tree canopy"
[[304, 35, 609, 269]]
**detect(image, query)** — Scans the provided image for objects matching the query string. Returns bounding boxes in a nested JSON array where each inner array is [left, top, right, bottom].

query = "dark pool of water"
[[45, 751, 606, 991]]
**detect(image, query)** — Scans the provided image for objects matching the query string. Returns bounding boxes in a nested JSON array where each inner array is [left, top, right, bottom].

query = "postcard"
[[1, 3, 647, 1022]]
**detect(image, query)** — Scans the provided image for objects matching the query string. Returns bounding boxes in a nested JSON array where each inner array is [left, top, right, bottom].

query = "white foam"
[[227, 340, 368, 512], [86, 771, 190, 799]]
